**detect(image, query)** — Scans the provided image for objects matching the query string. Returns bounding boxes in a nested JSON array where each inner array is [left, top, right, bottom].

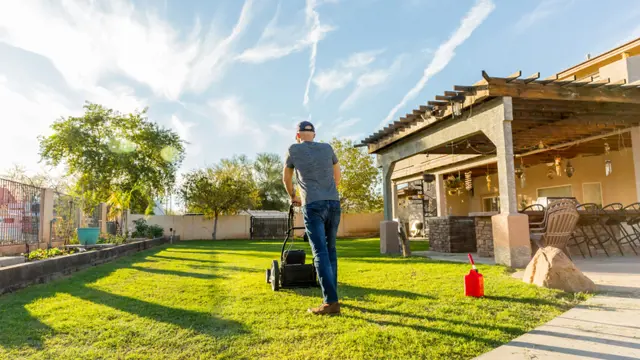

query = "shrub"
[[98, 233, 127, 245], [132, 218, 164, 239], [26, 247, 77, 261]]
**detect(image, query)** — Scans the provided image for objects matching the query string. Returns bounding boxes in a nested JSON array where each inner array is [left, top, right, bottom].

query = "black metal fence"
[[0, 178, 41, 246], [250, 217, 288, 239]]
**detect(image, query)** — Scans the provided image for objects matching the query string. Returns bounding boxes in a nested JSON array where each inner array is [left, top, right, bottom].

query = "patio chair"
[[529, 199, 580, 258], [598, 203, 633, 256], [575, 203, 611, 257]]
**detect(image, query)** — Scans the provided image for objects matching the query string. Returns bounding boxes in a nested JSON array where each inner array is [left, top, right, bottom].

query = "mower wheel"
[[271, 260, 280, 291], [265, 268, 271, 283]]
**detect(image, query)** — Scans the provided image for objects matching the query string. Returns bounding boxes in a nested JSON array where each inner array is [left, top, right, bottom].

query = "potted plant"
[[444, 175, 464, 196]]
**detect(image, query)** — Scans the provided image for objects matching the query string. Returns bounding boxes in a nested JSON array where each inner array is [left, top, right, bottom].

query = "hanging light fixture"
[[464, 171, 473, 191], [450, 94, 465, 117], [565, 160, 575, 178], [554, 156, 562, 177], [604, 142, 612, 176]]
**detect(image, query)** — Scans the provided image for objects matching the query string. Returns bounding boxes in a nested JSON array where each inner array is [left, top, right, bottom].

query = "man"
[[283, 120, 342, 315]]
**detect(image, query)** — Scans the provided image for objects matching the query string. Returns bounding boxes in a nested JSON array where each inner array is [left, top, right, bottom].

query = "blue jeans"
[[302, 200, 341, 304]]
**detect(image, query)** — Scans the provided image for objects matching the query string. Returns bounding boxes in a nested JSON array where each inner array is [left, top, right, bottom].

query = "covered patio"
[[361, 70, 640, 267]]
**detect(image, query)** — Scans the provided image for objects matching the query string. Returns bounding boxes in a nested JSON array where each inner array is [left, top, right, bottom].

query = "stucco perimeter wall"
[[132, 212, 383, 240], [293, 212, 383, 238]]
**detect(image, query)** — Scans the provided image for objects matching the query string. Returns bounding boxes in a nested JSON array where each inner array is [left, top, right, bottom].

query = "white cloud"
[[514, 0, 573, 32], [171, 115, 195, 142], [237, 2, 334, 65], [0, 76, 77, 173], [312, 49, 383, 96], [341, 56, 404, 111], [342, 50, 384, 68], [382, 0, 495, 127], [269, 124, 293, 136], [84, 85, 146, 114], [334, 117, 361, 131], [208, 96, 265, 151], [0, 0, 254, 100], [313, 70, 354, 94]]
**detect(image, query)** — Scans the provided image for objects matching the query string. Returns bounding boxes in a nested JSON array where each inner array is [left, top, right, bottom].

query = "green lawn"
[[0, 239, 588, 360]]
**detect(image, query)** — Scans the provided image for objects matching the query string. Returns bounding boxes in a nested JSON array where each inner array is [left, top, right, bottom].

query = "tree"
[[330, 138, 383, 213], [38, 102, 185, 214], [1, 164, 72, 193], [180, 160, 260, 240], [253, 153, 288, 211]]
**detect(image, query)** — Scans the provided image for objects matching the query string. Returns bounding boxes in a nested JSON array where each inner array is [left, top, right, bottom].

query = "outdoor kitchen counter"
[[425, 216, 476, 253], [468, 212, 497, 258]]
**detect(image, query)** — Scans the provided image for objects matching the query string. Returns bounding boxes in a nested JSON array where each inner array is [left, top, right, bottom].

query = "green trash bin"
[[77, 228, 100, 245]]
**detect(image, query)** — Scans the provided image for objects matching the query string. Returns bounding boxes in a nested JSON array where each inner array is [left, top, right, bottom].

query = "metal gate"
[[52, 192, 80, 244], [0, 178, 41, 246], [250, 217, 288, 239]]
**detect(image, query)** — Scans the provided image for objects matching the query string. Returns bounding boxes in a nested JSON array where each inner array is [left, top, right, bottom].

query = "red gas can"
[[464, 254, 484, 297]]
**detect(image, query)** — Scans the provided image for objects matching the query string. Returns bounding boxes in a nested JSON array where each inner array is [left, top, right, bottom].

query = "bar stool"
[[576, 203, 611, 257], [599, 203, 633, 255]]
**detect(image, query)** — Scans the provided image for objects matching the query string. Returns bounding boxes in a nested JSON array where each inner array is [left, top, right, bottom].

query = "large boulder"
[[523, 247, 596, 293]]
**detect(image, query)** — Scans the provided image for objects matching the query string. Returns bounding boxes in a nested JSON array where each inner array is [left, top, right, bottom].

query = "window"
[[537, 185, 573, 198], [582, 182, 603, 207], [482, 196, 500, 212]]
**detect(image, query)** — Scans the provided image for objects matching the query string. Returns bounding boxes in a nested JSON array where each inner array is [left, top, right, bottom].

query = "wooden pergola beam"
[[486, 79, 640, 104]]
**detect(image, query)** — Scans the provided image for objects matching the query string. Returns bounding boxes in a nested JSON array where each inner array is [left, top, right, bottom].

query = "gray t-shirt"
[[285, 141, 340, 206]]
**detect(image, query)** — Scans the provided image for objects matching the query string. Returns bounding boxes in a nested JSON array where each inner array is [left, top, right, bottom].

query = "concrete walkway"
[[475, 255, 640, 359]]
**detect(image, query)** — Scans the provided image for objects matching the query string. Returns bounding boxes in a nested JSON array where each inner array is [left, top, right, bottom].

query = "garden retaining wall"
[[0, 236, 169, 295]]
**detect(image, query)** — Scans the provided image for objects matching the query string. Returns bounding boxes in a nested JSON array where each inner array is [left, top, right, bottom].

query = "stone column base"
[[380, 221, 400, 254], [491, 213, 531, 268]]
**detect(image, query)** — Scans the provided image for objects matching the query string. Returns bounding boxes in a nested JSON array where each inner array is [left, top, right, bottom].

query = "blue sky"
[[1, 0, 639, 178]]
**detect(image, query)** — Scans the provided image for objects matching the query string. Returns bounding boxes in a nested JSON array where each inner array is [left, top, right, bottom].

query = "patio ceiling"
[[361, 71, 640, 158]]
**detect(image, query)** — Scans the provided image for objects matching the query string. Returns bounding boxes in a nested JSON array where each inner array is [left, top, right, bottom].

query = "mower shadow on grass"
[[0, 244, 247, 352]]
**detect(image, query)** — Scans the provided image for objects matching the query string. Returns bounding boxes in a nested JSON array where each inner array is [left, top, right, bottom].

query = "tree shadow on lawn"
[[0, 244, 247, 351], [342, 313, 504, 347], [146, 254, 221, 264], [292, 283, 435, 301], [342, 304, 524, 336], [129, 265, 228, 280]]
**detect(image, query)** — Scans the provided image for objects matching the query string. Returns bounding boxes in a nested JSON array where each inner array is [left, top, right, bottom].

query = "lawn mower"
[[265, 204, 318, 291]]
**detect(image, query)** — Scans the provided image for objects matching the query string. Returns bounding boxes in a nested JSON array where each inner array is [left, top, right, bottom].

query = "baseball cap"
[[297, 121, 315, 132]]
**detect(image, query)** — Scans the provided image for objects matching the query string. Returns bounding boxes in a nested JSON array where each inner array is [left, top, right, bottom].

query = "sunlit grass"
[[0, 239, 588, 359]]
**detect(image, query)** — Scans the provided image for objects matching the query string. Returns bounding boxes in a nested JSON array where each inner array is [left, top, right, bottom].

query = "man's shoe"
[[308, 302, 340, 315]]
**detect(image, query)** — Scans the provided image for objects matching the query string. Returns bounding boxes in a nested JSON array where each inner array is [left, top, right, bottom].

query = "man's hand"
[[290, 195, 301, 206]]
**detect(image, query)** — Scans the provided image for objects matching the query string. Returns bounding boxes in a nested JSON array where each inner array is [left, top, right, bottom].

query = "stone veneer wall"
[[474, 217, 494, 257], [426, 217, 477, 253]]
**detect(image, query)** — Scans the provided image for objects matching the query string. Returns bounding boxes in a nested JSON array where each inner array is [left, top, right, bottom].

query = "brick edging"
[[0, 237, 169, 296]]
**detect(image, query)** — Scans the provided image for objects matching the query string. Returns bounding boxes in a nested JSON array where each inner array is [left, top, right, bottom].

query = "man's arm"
[[333, 163, 341, 187], [283, 166, 295, 199]]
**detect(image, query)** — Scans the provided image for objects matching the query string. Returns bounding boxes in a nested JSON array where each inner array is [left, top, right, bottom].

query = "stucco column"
[[434, 173, 448, 216], [39, 188, 54, 246], [489, 97, 531, 268], [631, 127, 640, 202], [382, 162, 396, 221], [380, 161, 400, 254], [391, 180, 399, 220]]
